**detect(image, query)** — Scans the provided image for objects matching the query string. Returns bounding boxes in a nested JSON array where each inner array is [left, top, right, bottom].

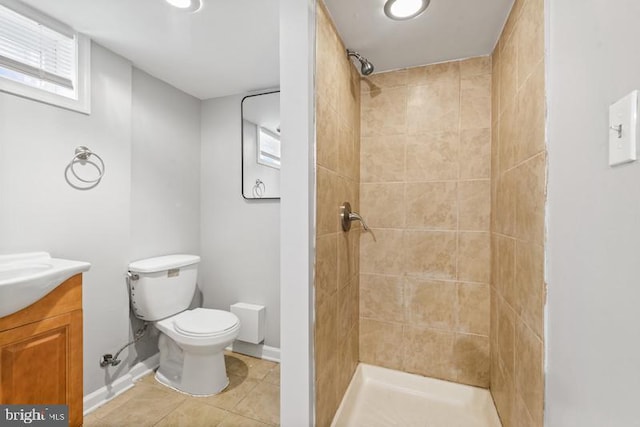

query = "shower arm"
[[346, 49, 364, 62]]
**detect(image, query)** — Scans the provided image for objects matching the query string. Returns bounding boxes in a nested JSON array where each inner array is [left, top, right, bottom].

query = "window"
[[0, 0, 90, 113], [257, 126, 281, 170]]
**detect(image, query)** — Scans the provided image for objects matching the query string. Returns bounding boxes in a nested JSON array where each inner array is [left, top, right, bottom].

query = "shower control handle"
[[341, 202, 371, 232]]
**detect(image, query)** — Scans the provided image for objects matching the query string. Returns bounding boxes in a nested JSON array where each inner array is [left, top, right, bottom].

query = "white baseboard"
[[228, 341, 281, 362], [83, 353, 160, 415]]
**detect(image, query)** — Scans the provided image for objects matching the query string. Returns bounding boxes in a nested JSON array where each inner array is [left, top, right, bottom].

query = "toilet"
[[128, 254, 240, 396]]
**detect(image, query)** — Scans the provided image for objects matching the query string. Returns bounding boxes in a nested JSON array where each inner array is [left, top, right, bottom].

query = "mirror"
[[242, 91, 281, 199]]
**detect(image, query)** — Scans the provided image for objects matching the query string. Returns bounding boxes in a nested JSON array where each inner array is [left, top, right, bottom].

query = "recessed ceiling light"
[[384, 0, 430, 21], [165, 0, 202, 12]]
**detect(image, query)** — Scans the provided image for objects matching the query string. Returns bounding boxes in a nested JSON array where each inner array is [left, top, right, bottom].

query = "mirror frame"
[[241, 90, 281, 200]]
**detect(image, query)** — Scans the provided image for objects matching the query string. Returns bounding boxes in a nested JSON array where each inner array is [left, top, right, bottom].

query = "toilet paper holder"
[[340, 202, 371, 232]]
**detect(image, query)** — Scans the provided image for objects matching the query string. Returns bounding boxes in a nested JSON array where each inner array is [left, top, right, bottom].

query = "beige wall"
[[490, 0, 546, 425], [314, 3, 361, 426], [358, 57, 492, 387]]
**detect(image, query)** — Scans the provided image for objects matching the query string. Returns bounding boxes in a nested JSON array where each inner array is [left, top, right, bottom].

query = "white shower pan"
[[331, 364, 502, 427]]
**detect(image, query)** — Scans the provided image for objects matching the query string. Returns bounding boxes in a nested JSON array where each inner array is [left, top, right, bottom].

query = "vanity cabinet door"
[[0, 310, 82, 427]]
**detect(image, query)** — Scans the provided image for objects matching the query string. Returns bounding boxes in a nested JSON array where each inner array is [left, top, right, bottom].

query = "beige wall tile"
[[315, 4, 360, 422], [317, 167, 340, 236], [361, 135, 405, 183], [337, 122, 357, 180], [361, 70, 408, 92], [337, 281, 358, 342], [315, 7, 338, 110], [512, 393, 536, 427], [404, 230, 457, 279], [496, 167, 517, 236], [406, 131, 459, 181], [461, 74, 491, 130], [337, 176, 358, 214], [460, 56, 491, 77], [461, 74, 491, 99], [515, 153, 546, 245], [501, 0, 526, 44], [405, 278, 457, 330], [458, 180, 491, 231], [458, 232, 490, 283], [337, 325, 359, 398], [491, 122, 500, 229], [499, 30, 518, 115], [336, 67, 361, 128], [457, 283, 490, 335], [361, 87, 408, 137], [460, 128, 491, 179], [403, 326, 456, 381], [515, 241, 544, 338], [407, 61, 460, 88], [338, 227, 359, 288], [516, 0, 544, 87], [499, 100, 517, 171], [360, 273, 404, 323], [453, 333, 490, 387], [491, 8, 548, 420], [490, 286, 499, 361], [405, 182, 458, 230], [315, 362, 338, 427], [315, 292, 338, 378], [357, 55, 495, 386], [491, 357, 515, 427], [497, 296, 515, 376], [360, 229, 404, 275], [317, 97, 339, 171], [515, 322, 544, 426], [495, 235, 517, 307], [491, 49, 501, 122], [315, 234, 338, 308], [360, 183, 405, 228], [407, 81, 460, 135], [359, 318, 404, 370], [516, 63, 545, 163]]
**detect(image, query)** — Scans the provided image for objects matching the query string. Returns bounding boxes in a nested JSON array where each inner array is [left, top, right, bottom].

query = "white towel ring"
[[70, 146, 105, 183]]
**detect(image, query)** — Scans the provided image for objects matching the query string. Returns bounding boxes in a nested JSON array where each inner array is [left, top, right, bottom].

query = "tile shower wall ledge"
[[83, 353, 160, 415]]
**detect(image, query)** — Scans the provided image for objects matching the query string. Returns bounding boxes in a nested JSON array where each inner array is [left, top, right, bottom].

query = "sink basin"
[[0, 252, 91, 318]]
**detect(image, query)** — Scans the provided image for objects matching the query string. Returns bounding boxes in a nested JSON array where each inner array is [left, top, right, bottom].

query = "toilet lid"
[[173, 308, 239, 337]]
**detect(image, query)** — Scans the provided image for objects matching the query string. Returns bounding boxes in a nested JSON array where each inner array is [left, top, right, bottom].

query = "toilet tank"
[[128, 254, 200, 321]]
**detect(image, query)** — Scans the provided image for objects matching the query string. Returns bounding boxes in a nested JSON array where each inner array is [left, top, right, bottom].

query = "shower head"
[[346, 49, 375, 76]]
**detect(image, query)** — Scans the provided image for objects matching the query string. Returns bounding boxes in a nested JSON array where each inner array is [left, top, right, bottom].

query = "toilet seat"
[[172, 308, 239, 338]]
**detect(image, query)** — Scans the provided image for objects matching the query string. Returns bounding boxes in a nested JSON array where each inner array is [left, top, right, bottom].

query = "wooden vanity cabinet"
[[0, 274, 83, 427]]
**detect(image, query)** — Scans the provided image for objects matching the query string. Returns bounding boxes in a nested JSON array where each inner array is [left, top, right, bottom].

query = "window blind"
[[258, 126, 281, 169], [0, 3, 75, 89]]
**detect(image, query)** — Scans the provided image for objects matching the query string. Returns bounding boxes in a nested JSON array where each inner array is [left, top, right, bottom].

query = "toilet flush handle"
[[340, 202, 371, 232]]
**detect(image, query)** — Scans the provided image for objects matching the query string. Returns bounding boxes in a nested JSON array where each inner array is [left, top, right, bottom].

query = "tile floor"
[[83, 352, 280, 427]]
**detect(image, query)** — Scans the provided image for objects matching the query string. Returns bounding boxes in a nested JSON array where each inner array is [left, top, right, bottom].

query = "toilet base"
[[156, 333, 231, 396]]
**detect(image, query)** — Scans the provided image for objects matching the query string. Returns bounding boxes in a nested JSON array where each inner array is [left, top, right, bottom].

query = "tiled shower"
[[314, 0, 546, 425]]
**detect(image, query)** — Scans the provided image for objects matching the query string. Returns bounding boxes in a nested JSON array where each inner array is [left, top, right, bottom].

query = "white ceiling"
[[21, 0, 279, 100], [18, 0, 512, 100], [325, 0, 514, 73]]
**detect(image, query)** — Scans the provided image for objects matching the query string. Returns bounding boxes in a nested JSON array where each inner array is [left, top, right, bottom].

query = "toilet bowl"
[[154, 308, 240, 395], [128, 254, 240, 396]]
